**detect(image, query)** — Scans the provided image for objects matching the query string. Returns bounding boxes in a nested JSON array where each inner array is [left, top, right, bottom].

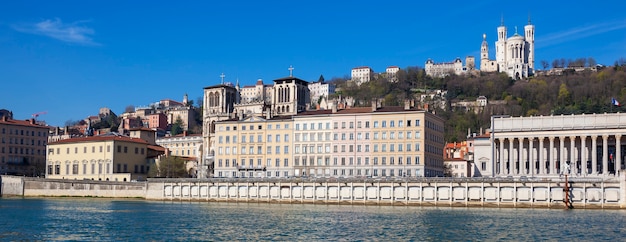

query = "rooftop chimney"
[[404, 99, 411, 110], [332, 100, 338, 113], [371, 99, 377, 112]]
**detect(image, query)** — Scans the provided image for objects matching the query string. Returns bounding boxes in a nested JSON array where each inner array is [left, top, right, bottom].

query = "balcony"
[[237, 165, 266, 171]]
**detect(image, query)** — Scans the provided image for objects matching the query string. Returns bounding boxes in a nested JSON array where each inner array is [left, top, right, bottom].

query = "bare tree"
[[587, 57, 597, 67], [541, 60, 549, 70]]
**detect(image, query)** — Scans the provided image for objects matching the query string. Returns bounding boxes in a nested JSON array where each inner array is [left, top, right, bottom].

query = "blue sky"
[[1, 1, 625, 127]]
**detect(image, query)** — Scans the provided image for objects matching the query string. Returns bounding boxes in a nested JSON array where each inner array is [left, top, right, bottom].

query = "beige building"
[[46, 132, 165, 181], [212, 101, 445, 178], [1, 116, 49, 176], [156, 133, 203, 177]]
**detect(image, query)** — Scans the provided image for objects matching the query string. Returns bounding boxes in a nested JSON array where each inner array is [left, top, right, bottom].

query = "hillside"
[[334, 63, 626, 142]]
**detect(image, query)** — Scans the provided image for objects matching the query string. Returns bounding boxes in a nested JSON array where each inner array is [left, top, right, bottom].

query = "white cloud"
[[536, 19, 626, 49], [13, 18, 99, 46]]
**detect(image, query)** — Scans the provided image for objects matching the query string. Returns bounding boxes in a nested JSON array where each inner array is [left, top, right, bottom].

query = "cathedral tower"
[[524, 17, 535, 71], [496, 17, 507, 66], [481, 33, 489, 61]]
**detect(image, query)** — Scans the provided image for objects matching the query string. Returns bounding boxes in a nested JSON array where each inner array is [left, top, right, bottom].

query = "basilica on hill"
[[480, 17, 535, 79]]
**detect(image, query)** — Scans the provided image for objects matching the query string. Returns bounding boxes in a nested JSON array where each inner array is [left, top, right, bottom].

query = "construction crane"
[[32, 111, 47, 120]]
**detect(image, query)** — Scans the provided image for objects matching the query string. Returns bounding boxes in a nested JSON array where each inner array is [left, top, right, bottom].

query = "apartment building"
[[212, 102, 445, 178], [0, 116, 49, 176], [46, 132, 165, 181]]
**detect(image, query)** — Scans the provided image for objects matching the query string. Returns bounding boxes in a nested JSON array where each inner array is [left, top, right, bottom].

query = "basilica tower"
[[524, 17, 535, 71], [496, 17, 507, 70]]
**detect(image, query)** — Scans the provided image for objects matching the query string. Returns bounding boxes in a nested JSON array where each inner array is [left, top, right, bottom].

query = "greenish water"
[[0, 198, 624, 241]]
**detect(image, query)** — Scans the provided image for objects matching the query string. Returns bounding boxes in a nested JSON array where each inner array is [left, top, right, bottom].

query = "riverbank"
[[2, 175, 625, 209]]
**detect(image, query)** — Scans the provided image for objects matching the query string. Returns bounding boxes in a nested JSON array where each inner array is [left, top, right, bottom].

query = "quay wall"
[[2, 175, 625, 209], [4, 176, 147, 198], [147, 177, 624, 209]]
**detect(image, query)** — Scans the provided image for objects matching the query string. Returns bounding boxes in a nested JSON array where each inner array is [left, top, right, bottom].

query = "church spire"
[[500, 14, 504, 26], [528, 12, 532, 24]]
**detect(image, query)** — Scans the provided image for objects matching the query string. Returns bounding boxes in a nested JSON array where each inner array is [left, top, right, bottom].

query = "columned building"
[[476, 113, 626, 178]]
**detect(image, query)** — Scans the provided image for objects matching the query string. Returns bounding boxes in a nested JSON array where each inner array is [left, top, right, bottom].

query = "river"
[[0, 198, 623, 241]]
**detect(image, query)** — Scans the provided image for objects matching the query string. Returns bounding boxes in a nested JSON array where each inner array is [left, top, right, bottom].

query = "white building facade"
[[480, 18, 535, 79], [308, 80, 336, 108], [351, 66, 373, 86], [425, 57, 474, 78], [474, 113, 626, 178]]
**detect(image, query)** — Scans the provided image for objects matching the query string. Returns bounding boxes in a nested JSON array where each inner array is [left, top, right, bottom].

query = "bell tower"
[[524, 15, 535, 71]]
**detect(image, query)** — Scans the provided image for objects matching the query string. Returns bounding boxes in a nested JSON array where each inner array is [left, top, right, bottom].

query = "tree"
[[124, 105, 135, 113], [64, 119, 80, 127], [541, 60, 549, 70], [170, 116, 184, 135], [149, 156, 189, 178]]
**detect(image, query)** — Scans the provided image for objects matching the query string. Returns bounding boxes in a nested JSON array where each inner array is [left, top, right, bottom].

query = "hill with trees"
[[333, 59, 626, 142]]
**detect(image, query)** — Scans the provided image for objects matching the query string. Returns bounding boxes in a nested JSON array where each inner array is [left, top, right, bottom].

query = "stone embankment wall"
[[147, 177, 625, 209], [2, 175, 625, 209], [0, 176, 147, 198]]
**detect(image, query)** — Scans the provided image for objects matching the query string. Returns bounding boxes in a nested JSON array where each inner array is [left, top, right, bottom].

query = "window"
[[267, 146, 272, 154], [349, 122, 354, 128], [341, 133, 346, 140], [374, 121, 379, 128], [341, 122, 346, 129], [284, 134, 289, 142], [357, 121, 362, 128], [267, 135, 272, 142], [382, 121, 386, 127], [390, 121, 395, 127], [276, 134, 280, 142], [284, 146, 289, 154], [407, 120, 411, 127], [296, 124, 300, 130], [275, 146, 280, 154]]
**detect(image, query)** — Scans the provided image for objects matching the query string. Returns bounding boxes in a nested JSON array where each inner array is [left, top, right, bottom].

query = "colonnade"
[[493, 134, 623, 177]]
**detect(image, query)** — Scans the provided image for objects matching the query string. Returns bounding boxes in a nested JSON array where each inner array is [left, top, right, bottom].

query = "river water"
[[0, 198, 624, 241]]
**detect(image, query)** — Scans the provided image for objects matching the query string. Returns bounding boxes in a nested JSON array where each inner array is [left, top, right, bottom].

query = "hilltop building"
[[351, 66, 374, 86], [480, 18, 535, 79], [425, 57, 475, 78]]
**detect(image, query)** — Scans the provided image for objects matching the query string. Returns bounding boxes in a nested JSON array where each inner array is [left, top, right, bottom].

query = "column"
[[518, 138, 524, 175], [581, 136, 587, 176], [537, 137, 546, 175], [499, 138, 505, 176], [592, 135, 598, 175], [559, 136, 565, 175], [549, 136, 555, 175], [570, 136, 576, 175], [509, 138, 514, 175], [603, 135, 609, 175], [529, 137, 534, 176], [615, 134, 622, 175]]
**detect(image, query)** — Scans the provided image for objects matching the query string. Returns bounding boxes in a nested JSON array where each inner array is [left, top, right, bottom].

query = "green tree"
[[171, 116, 184, 135], [149, 156, 189, 178]]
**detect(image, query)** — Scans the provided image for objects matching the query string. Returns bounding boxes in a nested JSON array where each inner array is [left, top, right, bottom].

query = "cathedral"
[[480, 18, 535, 79]]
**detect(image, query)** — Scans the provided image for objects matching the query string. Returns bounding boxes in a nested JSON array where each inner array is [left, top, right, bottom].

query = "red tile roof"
[[0, 118, 48, 128]]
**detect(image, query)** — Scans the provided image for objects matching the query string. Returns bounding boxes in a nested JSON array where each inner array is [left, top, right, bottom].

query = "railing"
[[148, 176, 616, 184], [236, 165, 266, 171]]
